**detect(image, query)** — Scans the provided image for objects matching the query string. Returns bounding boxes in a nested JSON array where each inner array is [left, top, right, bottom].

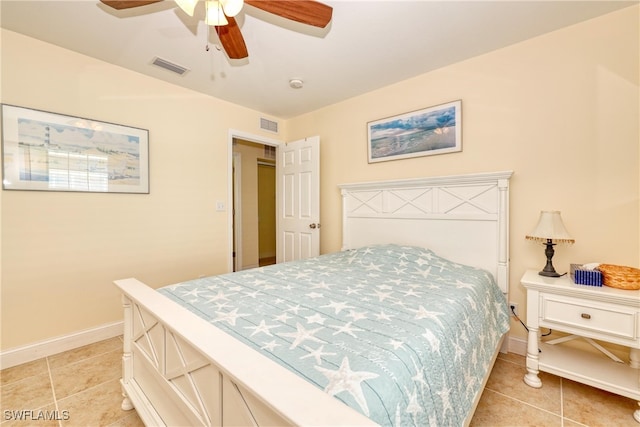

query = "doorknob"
[[309, 223, 321, 229]]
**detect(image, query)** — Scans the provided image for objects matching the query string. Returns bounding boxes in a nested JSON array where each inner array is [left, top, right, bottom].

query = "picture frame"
[[1, 104, 149, 193], [367, 100, 462, 163]]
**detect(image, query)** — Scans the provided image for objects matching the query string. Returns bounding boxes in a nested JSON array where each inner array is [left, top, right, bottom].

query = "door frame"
[[227, 129, 282, 272]]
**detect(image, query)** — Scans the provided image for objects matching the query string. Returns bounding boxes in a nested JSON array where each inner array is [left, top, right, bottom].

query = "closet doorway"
[[232, 139, 276, 271]]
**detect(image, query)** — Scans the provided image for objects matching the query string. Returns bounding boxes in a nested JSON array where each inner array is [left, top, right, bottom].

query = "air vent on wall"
[[263, 145, 276, 160], [260, 117, 279, 134], [151, 57, 189, 76]]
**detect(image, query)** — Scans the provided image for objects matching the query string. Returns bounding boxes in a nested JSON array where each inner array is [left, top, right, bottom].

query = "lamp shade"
[[525, 211, 574, 244], [221, 0, 243, 17], [205, 0, 228, 25], [175, 0, 198, 16]]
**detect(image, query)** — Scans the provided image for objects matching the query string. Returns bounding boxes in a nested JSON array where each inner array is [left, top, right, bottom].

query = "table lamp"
[[526, 210, 574, 277]]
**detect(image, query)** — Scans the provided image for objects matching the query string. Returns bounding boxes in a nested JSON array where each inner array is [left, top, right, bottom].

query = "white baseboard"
[[507, 335, 527, 356], [0, 321, 123, 369]]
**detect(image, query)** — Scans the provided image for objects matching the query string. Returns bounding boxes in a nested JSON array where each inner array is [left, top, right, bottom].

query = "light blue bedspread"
[[159, 244, 510, 426]]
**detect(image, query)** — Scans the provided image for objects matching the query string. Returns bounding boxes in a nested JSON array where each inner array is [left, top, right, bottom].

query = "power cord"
[[510, 304, 552, 337]]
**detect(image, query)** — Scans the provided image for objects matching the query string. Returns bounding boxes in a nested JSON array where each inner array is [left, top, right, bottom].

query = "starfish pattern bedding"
[[158, 244, 510, 426]]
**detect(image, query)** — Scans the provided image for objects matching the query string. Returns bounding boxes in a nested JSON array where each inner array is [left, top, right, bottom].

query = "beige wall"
[[287, 6, 639, 341], [0, 30, 278, 349], [1, 5, 638, 351]]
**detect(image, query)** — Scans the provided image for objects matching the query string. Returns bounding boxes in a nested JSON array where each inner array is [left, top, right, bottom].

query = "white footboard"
[[116, 278, 376, 427]]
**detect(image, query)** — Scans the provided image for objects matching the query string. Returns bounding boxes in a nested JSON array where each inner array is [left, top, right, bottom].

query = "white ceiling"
[[1, 0, 636, 119]]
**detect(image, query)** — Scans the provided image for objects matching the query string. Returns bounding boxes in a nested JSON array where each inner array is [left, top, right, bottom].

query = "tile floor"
[[1, 337, 638, 426]]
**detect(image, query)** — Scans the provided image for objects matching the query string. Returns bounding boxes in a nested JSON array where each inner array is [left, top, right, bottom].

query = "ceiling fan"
[[100, 0, 333, 59]]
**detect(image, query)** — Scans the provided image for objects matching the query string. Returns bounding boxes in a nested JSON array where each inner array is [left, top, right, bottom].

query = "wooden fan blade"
[[217, 16, 249, 59], [100, 0, 163, 10], [245, 0, 332, 28]]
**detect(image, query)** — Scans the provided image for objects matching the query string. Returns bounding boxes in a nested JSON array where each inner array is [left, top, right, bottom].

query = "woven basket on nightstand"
[[598, 264, 640, 290]]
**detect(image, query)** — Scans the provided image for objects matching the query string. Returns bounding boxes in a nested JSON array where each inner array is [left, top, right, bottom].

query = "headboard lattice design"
[[339, 171, 513, 293]]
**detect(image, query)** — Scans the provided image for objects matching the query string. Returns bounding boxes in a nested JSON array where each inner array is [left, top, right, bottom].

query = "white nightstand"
[[520, 269, 640, 422]]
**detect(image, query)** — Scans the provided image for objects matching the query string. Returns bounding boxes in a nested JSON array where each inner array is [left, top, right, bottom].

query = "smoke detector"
[[289, 78, 304, 89]]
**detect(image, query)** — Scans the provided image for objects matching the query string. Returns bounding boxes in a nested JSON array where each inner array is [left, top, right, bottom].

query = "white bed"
[[115, 170, 513, 426]]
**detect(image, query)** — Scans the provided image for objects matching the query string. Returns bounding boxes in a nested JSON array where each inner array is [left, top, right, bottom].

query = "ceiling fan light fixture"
[[205, 0, 228, 26], [221, 0, 243, 17], [174, 0, 198, 16]]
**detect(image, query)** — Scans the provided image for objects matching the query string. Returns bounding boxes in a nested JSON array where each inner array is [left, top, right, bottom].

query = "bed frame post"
[[120, 293, 134, 411], [340, 188, 349, 251], [497, 177, 510, 297]]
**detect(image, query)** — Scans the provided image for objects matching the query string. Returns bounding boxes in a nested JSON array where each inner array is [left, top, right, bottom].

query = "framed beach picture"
[[367, 100, 462, 163], [1, 104, 149, 193]]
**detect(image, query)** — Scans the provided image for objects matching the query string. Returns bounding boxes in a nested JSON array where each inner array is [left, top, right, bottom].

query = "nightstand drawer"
[[541, 294, 637, 340]]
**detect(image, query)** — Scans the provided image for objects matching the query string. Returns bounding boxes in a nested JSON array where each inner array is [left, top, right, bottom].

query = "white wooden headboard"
[[338, 171, 513, 293]]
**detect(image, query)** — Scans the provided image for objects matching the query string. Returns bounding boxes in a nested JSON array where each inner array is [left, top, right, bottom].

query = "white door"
[[277, 136, 320, 262]]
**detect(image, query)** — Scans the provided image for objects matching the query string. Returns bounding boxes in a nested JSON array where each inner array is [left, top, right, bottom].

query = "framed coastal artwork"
[[367, 100, 462, 163], [1, 104, 149, 193]]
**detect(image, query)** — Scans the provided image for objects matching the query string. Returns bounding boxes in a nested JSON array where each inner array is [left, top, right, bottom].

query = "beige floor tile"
[[106, 411, 145, 427], [58, 378, 129, 427], [497, 351, 526, 367], [562, 378, 639, 427], [470, 388, 562, 426], [0, 358, 49, 387], [50, 349, 121, 400], [48, 337, 122, 370], [0, 373, 55, 416], [484, 357, 562, 415]]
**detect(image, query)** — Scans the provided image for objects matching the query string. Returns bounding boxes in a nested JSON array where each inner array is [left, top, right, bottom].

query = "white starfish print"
[[182, 288, 204, 298], [300, 345, 336, 365], [330, 322, 364, 338], [452, 338, 466, 362], [375, 311, 394, 321], [306, 292, 324, 299], [365, 263, 382, 271], [404, 386, 423, 417], [279, 323, 325, 349], [455, 280, 476, 292], [244, 290, 262, 299], [436, 376, 453, 418], [204, 291, 229, 304], [414, 266, 432, 278], [421, 328, 441, 353], [244, 320, 279, 337], [315, 357, 378, 416], [213, 308, 247, 326], [403, 289, 423, 298], [286, 304, 303, 314], [273, 312, 292, 323], [415, 258, 431, 266], [261, 340, 279, 352], [322, 301, 354, 314], [311, 281, 331, 289], [389, 339, 404, 350], [347, 310, 367, 321], [369, 290, 394, 302], [412, 306, 444, 327], [305, 313, 327, 325], [465, 294, 478, 311]]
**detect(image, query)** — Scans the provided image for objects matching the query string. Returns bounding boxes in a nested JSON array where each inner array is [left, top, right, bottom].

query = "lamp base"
[[538, 239, 562, 277], [538, 269, 562, 278]]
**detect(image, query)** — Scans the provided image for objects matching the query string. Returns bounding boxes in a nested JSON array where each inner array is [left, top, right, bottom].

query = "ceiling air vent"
[[259, 117, 279, 134], [151, 57, 189, 76]]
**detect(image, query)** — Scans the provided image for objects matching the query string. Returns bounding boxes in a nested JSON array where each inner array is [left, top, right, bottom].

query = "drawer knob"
[[581, 313, 591, 320]]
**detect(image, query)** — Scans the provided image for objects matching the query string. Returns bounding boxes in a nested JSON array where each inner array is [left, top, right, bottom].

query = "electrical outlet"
[[509, 302, 519, 317]]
